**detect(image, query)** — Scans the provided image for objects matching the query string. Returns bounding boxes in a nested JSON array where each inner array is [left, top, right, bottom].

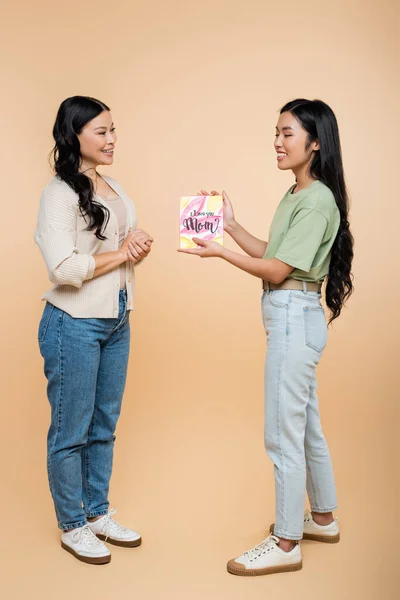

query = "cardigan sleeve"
[[34, 184, 96, 289]]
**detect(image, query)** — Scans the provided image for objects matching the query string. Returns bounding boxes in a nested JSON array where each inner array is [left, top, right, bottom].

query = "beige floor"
[[3, 374, 397, 600]]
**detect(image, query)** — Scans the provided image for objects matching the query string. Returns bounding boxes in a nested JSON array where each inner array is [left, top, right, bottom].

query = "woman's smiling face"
[[77, 110, 117, 168], [274, 111, 319, 172]]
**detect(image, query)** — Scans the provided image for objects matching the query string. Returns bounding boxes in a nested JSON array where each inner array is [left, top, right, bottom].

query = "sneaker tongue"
[[270, 535, 279, 544], [82, 525, 101, 547]]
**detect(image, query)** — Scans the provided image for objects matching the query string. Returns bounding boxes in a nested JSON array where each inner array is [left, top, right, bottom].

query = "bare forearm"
[[220, 248, 293, 283], [225, 220, 268, 258], [93, 250, 127, 279]]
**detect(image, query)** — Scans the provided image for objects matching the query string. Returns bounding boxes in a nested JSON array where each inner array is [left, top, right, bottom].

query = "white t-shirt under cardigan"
[[34, 175, 138, 318]]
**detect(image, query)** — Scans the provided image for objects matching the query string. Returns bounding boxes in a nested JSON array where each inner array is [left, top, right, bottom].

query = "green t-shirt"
[[264, 179, 340, 282]]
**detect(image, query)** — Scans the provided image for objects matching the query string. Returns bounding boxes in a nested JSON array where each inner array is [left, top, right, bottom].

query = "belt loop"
[[302, 281, 308, 294], [266, 281, 270, 294]]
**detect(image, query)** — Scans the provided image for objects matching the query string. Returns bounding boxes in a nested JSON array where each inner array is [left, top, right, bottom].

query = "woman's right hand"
[[198, 189, 236, 231], [121, 230, 153, 263]]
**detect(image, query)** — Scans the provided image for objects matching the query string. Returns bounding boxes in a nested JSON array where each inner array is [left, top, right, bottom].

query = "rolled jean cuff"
[[310, 505, 338, 513], [59, 519, 87, 531], [273, 528, 302, 541], [86, 509, 108, 519]]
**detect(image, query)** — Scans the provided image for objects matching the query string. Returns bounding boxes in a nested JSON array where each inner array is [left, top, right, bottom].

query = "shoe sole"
[[269, 523, 340, 544], [96, 534, 142, 548], [61, 541, 111, 564], [227, 559, 302, 576]]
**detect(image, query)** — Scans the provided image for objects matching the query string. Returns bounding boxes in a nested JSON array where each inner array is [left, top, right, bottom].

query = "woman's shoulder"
[[41, 175, 77, 203], [298, 180, 337, 215], [314, 182, 339, 220]]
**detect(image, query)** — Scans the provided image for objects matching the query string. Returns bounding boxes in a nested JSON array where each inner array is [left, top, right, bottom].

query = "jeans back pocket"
[[303, 306, 327, 353], [38, 303, 55, 344]]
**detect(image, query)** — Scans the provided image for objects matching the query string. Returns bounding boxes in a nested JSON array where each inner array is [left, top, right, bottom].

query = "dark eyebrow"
[[275, 126, 294, 131], [94, 123, 114, 130]]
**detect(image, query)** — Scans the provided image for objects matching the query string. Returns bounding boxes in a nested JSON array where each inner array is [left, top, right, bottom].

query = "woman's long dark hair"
[[280, 99, 354, 323], [51, 95, 111, 240]]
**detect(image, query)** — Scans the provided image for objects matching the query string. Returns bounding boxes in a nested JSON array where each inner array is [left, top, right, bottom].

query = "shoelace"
[[101, 508, 130, 540], [304, 509, 313, 523], [245, 534, 280, 561], [72, 525, 103, 548]]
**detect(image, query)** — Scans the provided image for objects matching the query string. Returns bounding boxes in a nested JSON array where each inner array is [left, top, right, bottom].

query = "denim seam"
[[291, 293, 321, 303], [268, 291, 287, 309], [303, 308, 325, 353], [47, 310, 65, 525], [275, 300, 289, 534], [305, 385, 318, 507], [59, 519, 87, 531], [106, 297, 128, 340], [86, 509, 108, 519], [310, 505, 338, 513], [111, 312, 128, 336], [38, 303, 55, 343], [306, 459, 318, 508], [82, 446, 89, 507], [273, 528, 302, 541], [83, 408, 97, 510], [261, 292, 267, 329]]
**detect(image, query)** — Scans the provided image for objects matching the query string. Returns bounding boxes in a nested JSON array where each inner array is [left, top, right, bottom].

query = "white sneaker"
[[88, 508, 142, 548], [269, 509, 340, 543], [227, 534, 302, 576], [61, 525, 111, 564]]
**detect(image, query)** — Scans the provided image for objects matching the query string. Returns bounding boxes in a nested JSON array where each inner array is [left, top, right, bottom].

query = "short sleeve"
[[274, 208, 327, 272]]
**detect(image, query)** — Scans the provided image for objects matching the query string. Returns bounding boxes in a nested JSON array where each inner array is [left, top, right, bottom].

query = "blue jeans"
[[262, 289, 338, 540], [38, 290, 130, 531]]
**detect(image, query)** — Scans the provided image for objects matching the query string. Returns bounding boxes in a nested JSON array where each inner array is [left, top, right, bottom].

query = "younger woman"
[[179, 98, 354, 576], [35, 96, 153, 564]]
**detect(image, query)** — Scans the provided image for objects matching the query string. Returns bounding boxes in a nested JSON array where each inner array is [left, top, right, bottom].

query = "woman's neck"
[[79, 161, 98, 184], [292, 165, 317, 192]]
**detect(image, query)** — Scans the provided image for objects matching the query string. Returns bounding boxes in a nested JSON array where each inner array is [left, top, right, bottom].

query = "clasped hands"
[[121, 229, 154, 263]]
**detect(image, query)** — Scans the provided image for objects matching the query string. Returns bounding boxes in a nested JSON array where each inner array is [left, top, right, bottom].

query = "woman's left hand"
[[178, 238, 223, 258], [127, 236, 153, 262]]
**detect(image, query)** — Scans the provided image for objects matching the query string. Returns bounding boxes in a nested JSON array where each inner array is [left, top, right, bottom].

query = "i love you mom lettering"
[[179, 195, 224, 249]]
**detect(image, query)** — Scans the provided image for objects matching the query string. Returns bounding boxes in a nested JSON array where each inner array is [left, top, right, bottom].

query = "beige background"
[[1, 0, 398, 598]]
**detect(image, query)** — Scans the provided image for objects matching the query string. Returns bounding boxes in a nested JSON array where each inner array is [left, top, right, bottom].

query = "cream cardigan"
[[34, 175, 138, 318]]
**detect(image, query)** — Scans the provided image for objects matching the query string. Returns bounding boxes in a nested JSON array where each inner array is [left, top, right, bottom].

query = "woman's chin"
[[99, 157, 114, 166], [277, 162, 290, 171]]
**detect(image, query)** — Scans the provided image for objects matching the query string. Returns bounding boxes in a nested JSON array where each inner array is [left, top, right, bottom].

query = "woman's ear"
[[313, 140, 320, 151]]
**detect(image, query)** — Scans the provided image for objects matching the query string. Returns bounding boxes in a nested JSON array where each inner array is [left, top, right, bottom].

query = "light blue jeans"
[[38, 290, 130, 531], [262, 288, 338, 540]]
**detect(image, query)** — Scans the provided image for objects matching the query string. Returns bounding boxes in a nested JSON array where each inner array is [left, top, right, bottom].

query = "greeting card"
[[180, 195, 223, 249]]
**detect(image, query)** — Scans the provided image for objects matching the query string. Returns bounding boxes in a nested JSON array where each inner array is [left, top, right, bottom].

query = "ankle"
[[312, 511, 334, 526], [277, 538, 297, 552]]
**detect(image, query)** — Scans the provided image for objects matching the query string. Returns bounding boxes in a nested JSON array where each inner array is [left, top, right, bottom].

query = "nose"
[[106, 131, 116, 144]]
